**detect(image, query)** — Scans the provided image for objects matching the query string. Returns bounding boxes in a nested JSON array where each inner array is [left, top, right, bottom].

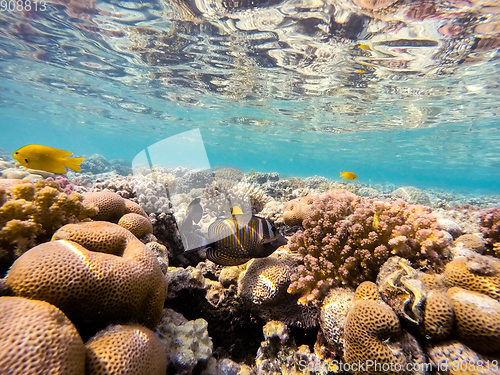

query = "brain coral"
[[118, 213, 153, 238], [444, 254, 500, 301], [283, 194, 318, 226], [238, 255, 319, 328], [85, 324, 167, 375], [0, 296, 85, 374], [6, 222, 167, 330], [343, 282, 426, 375], [0, 179, 96, 275], [447, 286, 500, 353], [288, 190, 450, 305]]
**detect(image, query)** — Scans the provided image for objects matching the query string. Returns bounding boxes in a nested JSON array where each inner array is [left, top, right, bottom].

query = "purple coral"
[[478, 208, 500, 248], [287, 190, 450, 306]]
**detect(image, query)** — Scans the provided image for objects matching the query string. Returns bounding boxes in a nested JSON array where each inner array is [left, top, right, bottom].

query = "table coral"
[[0, 180, 97, 275], [0, 296, 85, 374], [6, 222, 167, 331], [287, 190, 450, 306], [85, 324, 167, 375]]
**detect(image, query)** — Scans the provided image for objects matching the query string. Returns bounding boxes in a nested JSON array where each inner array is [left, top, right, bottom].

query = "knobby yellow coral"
[[0, 180, 96, 275]]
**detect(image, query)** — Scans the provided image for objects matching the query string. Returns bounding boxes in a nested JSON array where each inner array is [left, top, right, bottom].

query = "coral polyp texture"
[[479, 208, 500, 256], [447, 287, 500, 353], [343, 282, 426, 375], [282, 194, 317, 226], [0, 296, 85, 374], [118, 213, 153, 238], [5, 222, 167, 330], [287, 190, 450, 305], [0, 179, 96, 275], [155, 308, 213, 375], [85, 324, 167, 375]]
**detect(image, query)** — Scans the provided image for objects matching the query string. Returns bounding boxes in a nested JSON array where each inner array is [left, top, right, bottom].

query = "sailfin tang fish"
[[181, 199, 287, 266], [340, 171, 358, 180], [13, 144, 84, 174]]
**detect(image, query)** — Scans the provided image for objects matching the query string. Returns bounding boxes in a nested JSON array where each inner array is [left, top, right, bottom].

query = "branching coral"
[[479, 208, 500, 256], [0, 180, 97, 275], [287, 190, 451, 306]]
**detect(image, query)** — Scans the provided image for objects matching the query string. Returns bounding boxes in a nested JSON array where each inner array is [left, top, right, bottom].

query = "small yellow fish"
[[13, 144, 84, 174], [358, 44, 372, 51], [340, 171, 358, 180]]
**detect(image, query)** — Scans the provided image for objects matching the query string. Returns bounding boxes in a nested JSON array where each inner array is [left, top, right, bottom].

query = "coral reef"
[[6, 222, 167, 331], [155, 308, 213, 375], [0, 179, 96, 275], [282, 194, 317, 226], [0, 296, 85, 374], [85, 324, 167, 375], [80, 154, 112, 174], [391, 186, 432, 206], [423, 289, 455, 340], [447, 287, 500, 354], [118, 212, 153, 238], [319, 288, 355, 355], [246, 170, 279, 185], [288, 190, 450, 305], [343, 282, 426, 375], [177, 170, 214, 194], [238, 255, 318, 328], [444, 254, 500, 301], [479, 208, 500, 256]]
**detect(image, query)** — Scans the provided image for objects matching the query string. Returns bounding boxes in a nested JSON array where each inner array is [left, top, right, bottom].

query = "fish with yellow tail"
[[13, 144, 84, 174], [340, 171, 358, 180], [179, 199, 287, 266]]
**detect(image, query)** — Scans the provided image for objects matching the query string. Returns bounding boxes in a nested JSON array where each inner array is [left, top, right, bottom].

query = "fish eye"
[[24, 159, 28, 163], [15, 152, 18, 154]]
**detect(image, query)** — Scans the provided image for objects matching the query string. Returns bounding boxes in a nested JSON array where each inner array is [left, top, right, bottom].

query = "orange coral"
[[282, 194, 318, 226]]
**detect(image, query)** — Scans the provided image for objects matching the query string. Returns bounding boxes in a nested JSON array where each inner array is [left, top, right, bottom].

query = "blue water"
[[1, 0, 500, 196]]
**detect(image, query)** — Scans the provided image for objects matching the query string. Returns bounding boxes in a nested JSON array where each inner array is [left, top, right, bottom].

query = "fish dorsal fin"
[[232, 206, 244, 215]]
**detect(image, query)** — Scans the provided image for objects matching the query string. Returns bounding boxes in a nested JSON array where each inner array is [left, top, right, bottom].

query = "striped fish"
[[180, 200, 287, 266]]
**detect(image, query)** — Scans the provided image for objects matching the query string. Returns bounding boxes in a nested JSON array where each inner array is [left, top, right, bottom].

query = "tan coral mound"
[[6, 222, 167, 330], [0, 296, 85, 374], [82, 192, 126, 221], [118, 213, 153, 238], [85, 324, 167, 375], [447, 287, 500, 354], [444, 255, 500, 301], [343, 282, 426, 375], [424, 289, 454, 340], [282, 194, 317, 226], [124, 199, 148, 217]]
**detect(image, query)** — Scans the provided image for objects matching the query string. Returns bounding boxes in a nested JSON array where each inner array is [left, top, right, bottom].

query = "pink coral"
[[287, 191, 450, 306], [479, 208, 500, 253]]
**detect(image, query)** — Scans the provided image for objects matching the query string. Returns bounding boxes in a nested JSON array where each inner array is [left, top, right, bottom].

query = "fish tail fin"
[[340, 172, 343, 177], [63, 157, 84, 172]]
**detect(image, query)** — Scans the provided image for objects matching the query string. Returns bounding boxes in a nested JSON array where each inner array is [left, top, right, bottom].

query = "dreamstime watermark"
[[297, 358, 499, 373]]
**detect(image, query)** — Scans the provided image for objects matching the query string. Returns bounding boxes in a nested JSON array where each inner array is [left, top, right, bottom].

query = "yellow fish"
[[13, 144, 84, 174], [340, 171, 358, 180]]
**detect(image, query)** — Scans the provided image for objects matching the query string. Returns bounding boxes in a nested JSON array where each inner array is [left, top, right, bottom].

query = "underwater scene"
[[1, 0, 500, 374]]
